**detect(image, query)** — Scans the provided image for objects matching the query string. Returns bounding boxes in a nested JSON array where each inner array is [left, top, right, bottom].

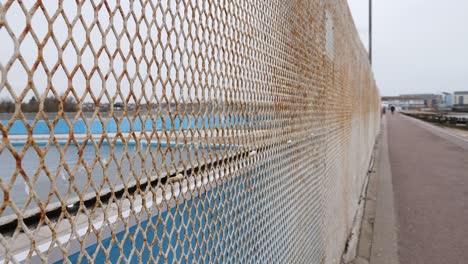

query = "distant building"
[[442, 92, 453, 106], [382, 95, 429, 111], [382, 94, 444, 110], [113, 103, 124, 111], [439, 92, 453, 111], [99, 103, 110, 112], [453, 91, 468, 112], [399, 94, 443, 109], [82, 102, 96, 112]]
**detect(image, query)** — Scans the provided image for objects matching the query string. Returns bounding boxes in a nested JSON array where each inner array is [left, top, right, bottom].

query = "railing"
[[0, 0, 380, 263], [401, 111, 468, 129], [452, 104, 468, 112]]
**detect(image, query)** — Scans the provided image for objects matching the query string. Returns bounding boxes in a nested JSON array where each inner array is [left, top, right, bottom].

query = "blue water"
[[1, 113, 302, 261], [61, 174, 247, 263], [0, 113, 281, 135], [0, 115, 246, 135], [0, 114, 255, 216], [58, 162, 324, 263]]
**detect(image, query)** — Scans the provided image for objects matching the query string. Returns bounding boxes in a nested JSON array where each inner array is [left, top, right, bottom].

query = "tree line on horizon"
[[0, 96, 78, 113]]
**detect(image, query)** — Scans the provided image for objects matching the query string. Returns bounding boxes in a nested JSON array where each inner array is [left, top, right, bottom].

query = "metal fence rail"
[[0, 0, 380, 263], [401, 111, 468, 129]]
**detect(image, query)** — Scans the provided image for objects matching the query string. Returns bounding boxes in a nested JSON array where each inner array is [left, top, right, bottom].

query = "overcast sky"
[[2, 1, 467, 100], [348, 0, 468, 96]]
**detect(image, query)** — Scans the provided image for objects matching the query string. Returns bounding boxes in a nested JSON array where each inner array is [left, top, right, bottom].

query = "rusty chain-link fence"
[[0, 0, 380, 263]]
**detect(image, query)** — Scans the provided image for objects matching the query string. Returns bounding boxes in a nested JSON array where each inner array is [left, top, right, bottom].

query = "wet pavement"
[[387, 113, 468, 264]]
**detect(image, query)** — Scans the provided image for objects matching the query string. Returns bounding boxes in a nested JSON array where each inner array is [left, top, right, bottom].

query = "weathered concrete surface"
[[370, 117, 398, 264], [387, 113, 468, 264], [348, 132, 379, 264], [348, 117, 399, 264]]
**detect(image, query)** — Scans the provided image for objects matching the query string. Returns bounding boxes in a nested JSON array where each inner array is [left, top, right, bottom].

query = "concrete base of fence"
[[348, 117, 399, 264], [369, 117, 399, 264]]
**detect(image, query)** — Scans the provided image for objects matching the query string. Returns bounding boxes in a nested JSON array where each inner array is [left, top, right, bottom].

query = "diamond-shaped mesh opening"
[[0, 0, 380, 263]]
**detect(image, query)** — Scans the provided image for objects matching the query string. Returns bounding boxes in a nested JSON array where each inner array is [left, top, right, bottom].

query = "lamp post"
[[369, 0, 373, 64]]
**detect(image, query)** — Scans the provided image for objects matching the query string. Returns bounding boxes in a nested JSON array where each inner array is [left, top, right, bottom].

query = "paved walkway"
[[387, 113, 468, 264]]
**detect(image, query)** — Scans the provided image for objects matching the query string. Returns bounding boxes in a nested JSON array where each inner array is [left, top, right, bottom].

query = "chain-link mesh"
[[0, 0, 379, 263]]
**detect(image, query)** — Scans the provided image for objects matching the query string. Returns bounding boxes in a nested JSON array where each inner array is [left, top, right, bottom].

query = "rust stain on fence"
[[0, 0, 379, 263]]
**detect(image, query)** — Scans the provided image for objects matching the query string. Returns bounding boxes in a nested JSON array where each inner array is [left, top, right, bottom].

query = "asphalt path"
[[387, 113, 468, 264]]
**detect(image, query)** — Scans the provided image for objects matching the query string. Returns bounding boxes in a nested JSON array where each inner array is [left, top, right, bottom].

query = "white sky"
[[347, 0, 468, 96], [0, 1, 206, 103], [2, 1, 468, 100]]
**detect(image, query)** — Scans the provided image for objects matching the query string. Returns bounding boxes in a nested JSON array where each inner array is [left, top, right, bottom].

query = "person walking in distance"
[[390, 105, 396, 115]]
